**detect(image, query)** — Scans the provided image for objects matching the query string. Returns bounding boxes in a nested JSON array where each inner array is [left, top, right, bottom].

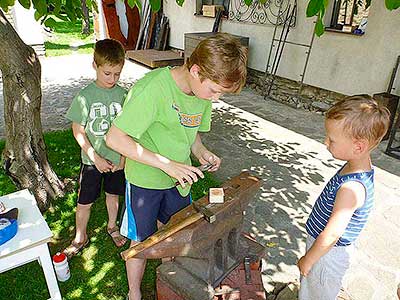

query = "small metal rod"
[[267, 3, 292, 95], [298, 18, 316, 96], [272, 39, 312, 48], [387, 55, 400, 94], [272, 3, 296, 75], [244, 257, 252, 284], [271, 3, 291, 75], [265, 0, 284, 77]]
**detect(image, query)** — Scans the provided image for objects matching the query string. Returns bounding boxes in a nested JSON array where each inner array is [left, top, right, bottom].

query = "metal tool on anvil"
[[192, 201, 216, 223], [174, 163, 214, 187]]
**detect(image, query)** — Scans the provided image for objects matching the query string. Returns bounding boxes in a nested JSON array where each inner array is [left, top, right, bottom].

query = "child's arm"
[[72, 122, 113, 173], [297, 181, 366, 277], [191, 133, 221, 172], [106, 125, 204, 187]]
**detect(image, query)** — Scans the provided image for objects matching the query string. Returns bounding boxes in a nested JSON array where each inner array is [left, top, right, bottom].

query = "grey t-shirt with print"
[[66, 82, 126, 165]]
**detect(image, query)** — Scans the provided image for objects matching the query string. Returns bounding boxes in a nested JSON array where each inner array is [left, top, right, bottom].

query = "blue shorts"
[[120, 183, 192, 242]]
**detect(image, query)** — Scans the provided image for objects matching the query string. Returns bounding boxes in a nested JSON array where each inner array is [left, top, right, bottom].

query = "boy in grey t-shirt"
[[63, 39, 127, 259]]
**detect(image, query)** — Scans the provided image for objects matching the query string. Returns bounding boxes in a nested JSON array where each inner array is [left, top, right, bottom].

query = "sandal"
[[63, 238, 89, 260], [107, 226, 127, 248]]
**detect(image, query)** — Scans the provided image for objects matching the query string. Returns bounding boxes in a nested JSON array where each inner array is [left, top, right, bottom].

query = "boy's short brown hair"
[[94, 39, 125, 67], [186, 33, 248, 93], [326, 95, 391, 147]]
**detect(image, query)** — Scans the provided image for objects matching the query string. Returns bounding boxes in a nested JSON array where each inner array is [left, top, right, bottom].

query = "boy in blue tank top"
[[298, 95, 390, 300]]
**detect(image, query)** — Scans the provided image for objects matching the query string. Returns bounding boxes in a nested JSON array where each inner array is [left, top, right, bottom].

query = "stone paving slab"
[[1, 55, 399, 299], [205, 90, 400, 299]]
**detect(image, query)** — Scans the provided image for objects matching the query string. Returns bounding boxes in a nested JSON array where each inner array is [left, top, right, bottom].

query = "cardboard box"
[[202, 5, 224, 18]]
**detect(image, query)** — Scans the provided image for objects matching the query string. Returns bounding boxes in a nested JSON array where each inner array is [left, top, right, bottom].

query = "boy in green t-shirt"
[[63, 39, 127, 259], [106, 33, 248, 300]]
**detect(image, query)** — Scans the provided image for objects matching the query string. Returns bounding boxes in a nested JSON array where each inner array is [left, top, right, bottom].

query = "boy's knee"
[[77, 203, 93, 210], [105, 192, 119, 200]]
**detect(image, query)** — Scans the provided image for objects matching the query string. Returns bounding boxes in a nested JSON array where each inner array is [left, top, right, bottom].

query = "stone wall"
[[247, 68, 347, 113]]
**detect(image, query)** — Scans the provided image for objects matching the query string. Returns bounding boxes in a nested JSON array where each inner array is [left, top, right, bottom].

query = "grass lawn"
[[0, 129, 220, 299], [45, 17, 95, 57]]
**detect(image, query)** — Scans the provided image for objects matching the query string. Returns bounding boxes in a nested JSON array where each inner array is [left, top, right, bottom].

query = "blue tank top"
[[306, 165, 374, 246]]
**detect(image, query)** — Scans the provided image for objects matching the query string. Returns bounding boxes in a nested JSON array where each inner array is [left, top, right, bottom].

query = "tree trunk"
[[0, 10, 64, 211], [81, 0, 91, 35]]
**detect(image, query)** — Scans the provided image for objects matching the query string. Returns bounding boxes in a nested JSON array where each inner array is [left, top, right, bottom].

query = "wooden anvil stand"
[[121, 171, 266, 300]]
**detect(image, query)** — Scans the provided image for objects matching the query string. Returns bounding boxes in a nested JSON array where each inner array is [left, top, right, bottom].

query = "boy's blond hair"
[[186, 33, 248, 93], [94, 39, 125, 67], [326, 95, 391, 147]]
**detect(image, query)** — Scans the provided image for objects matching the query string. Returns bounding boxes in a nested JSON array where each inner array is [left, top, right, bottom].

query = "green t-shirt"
[[113, 67, 212, 196], [66, 82, 127, 165]]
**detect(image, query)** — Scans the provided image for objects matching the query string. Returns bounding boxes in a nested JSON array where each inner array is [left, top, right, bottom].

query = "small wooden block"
[[202, 5, 224, 17], [209, 188, 224, 203]]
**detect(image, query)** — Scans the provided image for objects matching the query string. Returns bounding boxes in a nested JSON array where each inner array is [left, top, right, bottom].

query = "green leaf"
[[386, 0, 400, 10], [315, 16, 325, 36], [244, 0, 252, 6], [91, 1, 98, 13], [44, 17, 57, 28], [259, 0, 267, 3], [55, 13, 69, 21], [6, 0, 14, 6], [320, 3, 325, 17], [135, 0, 142, 12], [306, 0, 323, 17], [72, 0, 80, 8], [150, 0, 161, 12], [51, 0, 61, 14], [0, 0, 9, 12], [18, 0, 30, 9], [32, 0, 47, 15], [65, 0, 77, 22], [175, 0, 184, 7], [65, 7, 76, 22], [34, 9, 44, 20], [127, 0, 135, 8]]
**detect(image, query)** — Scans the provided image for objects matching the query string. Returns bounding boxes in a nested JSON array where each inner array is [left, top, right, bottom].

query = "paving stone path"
[[1, 54, 399, 299]]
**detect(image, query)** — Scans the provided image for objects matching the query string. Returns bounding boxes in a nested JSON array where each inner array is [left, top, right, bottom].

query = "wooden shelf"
[[126, 49, 184, 69]]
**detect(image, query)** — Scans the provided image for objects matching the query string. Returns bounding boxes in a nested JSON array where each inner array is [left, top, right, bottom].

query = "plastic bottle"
[[52, 252, 70, 282]]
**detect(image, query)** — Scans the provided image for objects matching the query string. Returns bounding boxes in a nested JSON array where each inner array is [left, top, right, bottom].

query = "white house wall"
[[11, 2, 44, 46], [164, 0, 400, 96]]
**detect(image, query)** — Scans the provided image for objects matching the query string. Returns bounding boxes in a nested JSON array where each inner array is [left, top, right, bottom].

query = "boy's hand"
[[198, 150, 221, 172], [111, 157, 125, 172], [297, 255, 313, 277], [164, 161, 204, 188], [93, 154, 114, 173]]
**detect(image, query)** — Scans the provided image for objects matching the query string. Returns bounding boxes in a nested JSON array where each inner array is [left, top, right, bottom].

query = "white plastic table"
[[0, 189, 61, 300]]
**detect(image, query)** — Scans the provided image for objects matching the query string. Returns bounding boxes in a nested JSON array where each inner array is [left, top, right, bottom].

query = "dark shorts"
[[120, 183, 192, 242], [77, 164, 125, 205]]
